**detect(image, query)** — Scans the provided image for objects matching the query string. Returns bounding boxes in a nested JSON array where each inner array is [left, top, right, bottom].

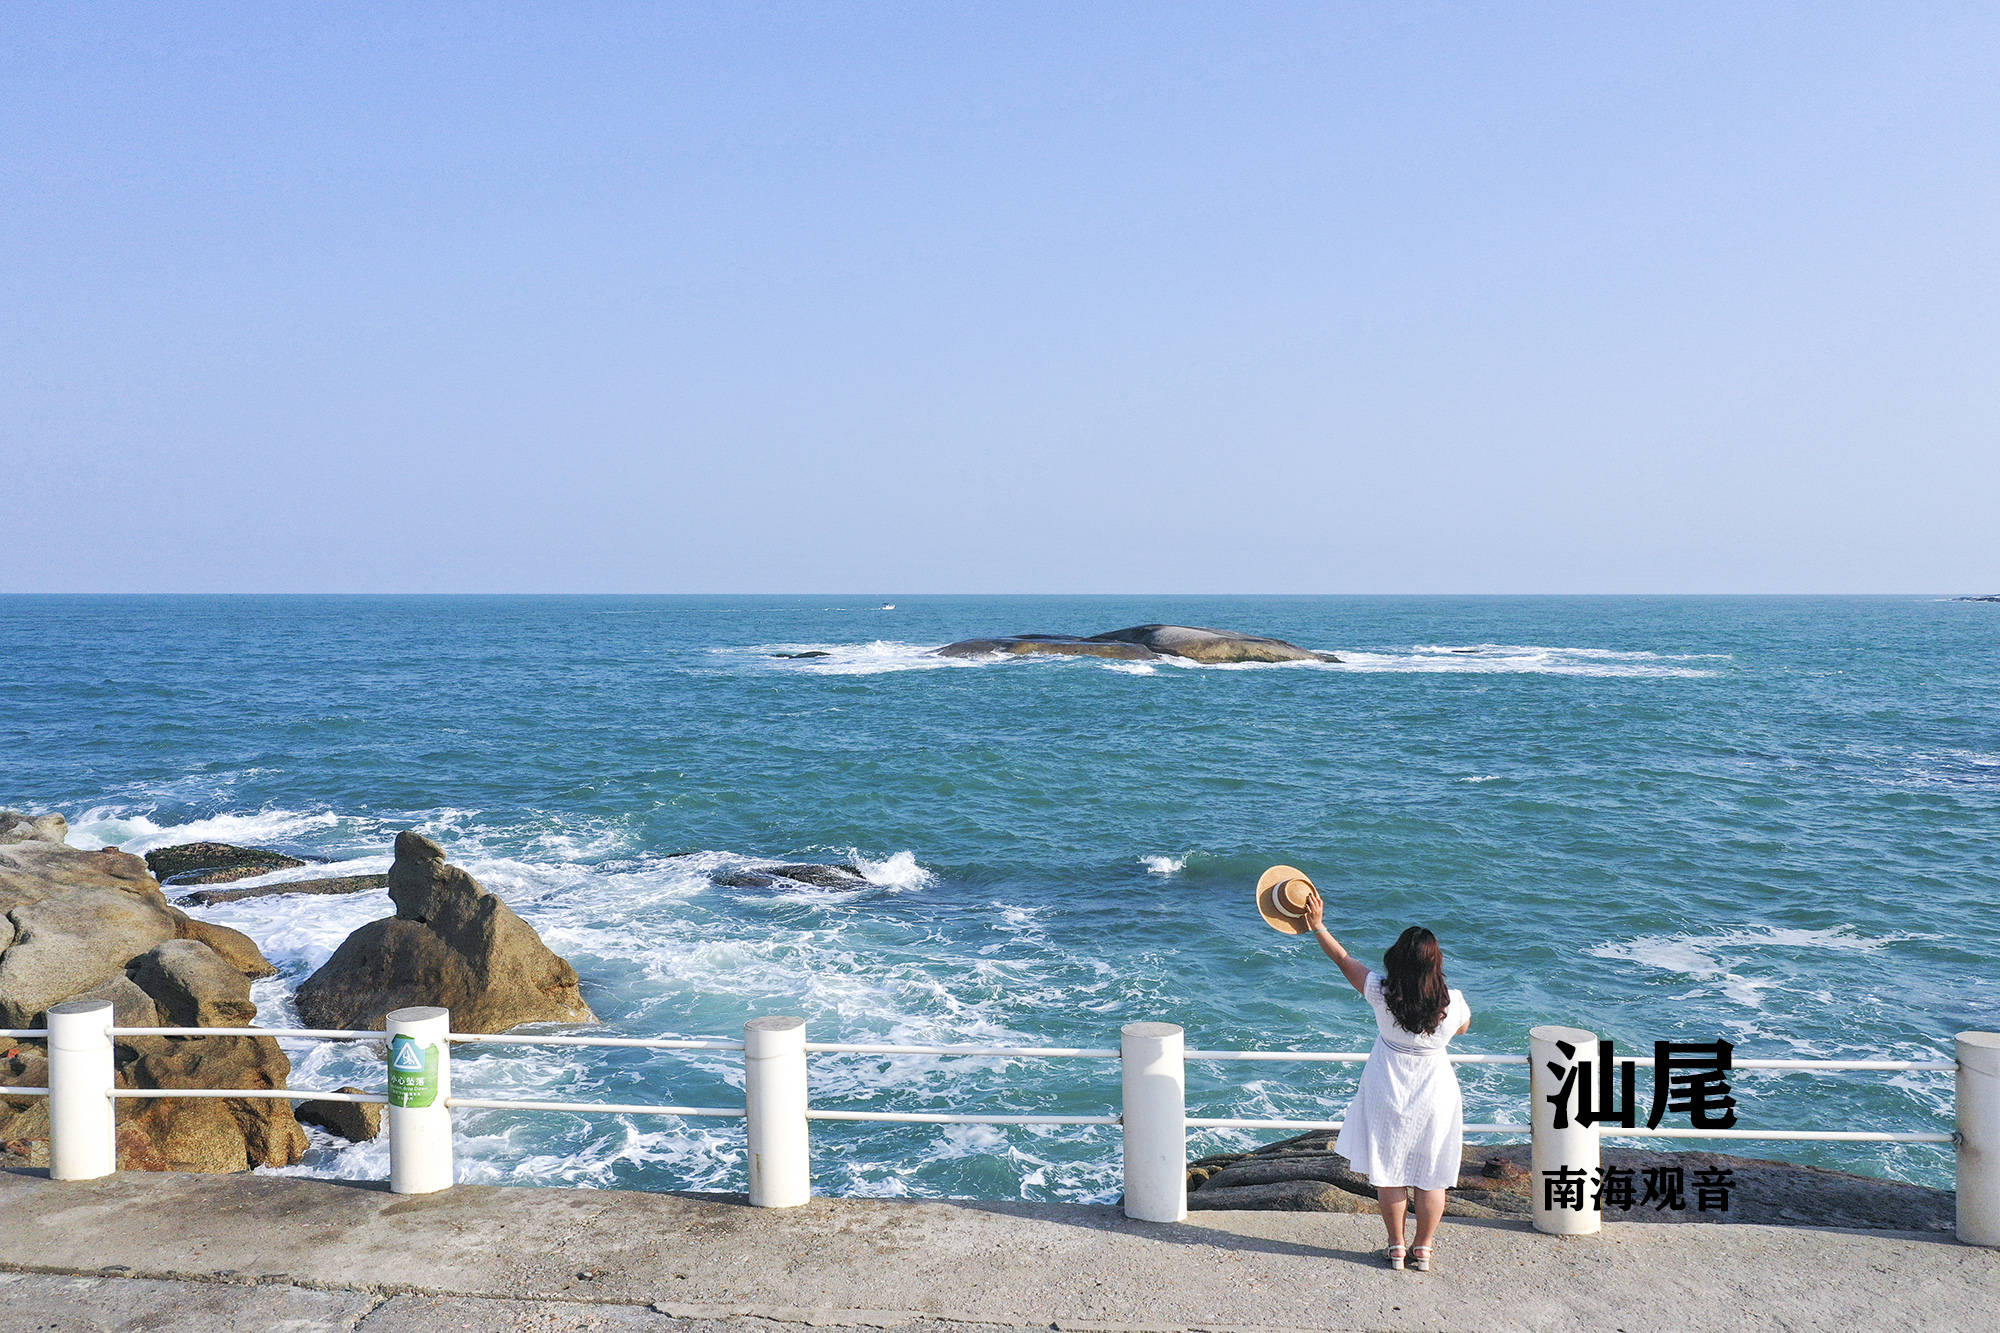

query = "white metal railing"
[[5, 1007, 1996, 1246]]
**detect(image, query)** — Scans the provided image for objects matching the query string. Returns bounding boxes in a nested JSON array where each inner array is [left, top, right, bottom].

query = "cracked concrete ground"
[[1, 1169, 1995, 1332]]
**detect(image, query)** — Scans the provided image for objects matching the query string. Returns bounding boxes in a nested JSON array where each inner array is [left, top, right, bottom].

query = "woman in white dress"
[[1302, 896, 1471, 1272]]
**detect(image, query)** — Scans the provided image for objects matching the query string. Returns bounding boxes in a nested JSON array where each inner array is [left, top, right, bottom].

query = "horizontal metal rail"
[[1, 1087, 49, 1097], [445, 1096, 744, 1117], [111, 1088, 387, 1103], [807, 1110, 1120, 1125], [1601, 1127, 1955, 1143], [448, 1034, 744, 1052], [11, 1027, 1965, 1074], [1188, 1117, 1524, 1132], [1630, 1057, 1956, 1072], [1186, 1050, 1526, 1064], [806, 1043, 1121, 1058], [106, 1027, 386, 1041]]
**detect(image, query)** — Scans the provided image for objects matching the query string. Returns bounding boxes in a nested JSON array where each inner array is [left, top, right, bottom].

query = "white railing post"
[[47, 999, 116, 1180], [1530, 1024, 1601, 1236], [1957, 1031, 2000, 1247], [744, 1015, 809, 1207], [386, 1006, 453, 1194], [1121, 1021, 1186, 1222]]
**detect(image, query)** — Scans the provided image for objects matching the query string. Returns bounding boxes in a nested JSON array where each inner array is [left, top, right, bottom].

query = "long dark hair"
[[1382, 926, 1450, 1036]]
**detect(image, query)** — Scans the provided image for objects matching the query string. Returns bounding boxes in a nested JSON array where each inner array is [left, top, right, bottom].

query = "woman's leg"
[[1376, 1186, 1408, 1246], [1410, 1187, 1447, 1251]]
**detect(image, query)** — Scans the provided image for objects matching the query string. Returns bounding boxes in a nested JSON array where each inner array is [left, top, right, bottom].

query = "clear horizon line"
[[0, 590, 1987, 600]]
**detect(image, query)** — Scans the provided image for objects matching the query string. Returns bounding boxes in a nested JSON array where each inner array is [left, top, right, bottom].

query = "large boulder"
[[112, 1028, 307, 1172], [0, 811, 67, 846], [0, 826, 304, 1174], [0, 841, 278, 1026], [295, 831, 594, 1033], [1087, 625, 1339, 664], [0, 844, 182, 1027], [127, 939, 259, 1028]]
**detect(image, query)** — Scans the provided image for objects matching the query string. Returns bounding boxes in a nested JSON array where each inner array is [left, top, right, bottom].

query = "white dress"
[[1333, 971, 1468, 1191]]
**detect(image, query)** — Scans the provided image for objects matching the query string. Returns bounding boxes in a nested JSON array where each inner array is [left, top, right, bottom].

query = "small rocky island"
[[938, 623, 1340, 664]]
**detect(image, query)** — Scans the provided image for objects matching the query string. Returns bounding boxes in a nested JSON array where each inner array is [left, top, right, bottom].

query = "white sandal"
[[1383, 1244, 1405, 1270], [1409, 1245, 1434, 1273]]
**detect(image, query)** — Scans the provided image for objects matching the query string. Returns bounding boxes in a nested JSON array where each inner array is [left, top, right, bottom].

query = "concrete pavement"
[[1, 1168, 1994, 1332]]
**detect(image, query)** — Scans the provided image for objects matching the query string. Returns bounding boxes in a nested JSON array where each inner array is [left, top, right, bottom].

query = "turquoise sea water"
[[4, 595, 1996, 1197]]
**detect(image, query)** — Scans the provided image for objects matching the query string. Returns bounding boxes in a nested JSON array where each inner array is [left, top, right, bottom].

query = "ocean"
[[5, 594, 1995, 1198]]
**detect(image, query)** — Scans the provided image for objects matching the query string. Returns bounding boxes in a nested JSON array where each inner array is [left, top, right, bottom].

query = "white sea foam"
[[66, 806, 348, 853], [1587, 925, 1920, 1010], [1140, 854, 1187, 876], [1326, 644, 1727, 678], [729, 641, 980, 675], [851, 849, 934, 891]]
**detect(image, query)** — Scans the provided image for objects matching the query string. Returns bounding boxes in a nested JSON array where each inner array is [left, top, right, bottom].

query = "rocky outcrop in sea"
[[937, 624, 1340, 664], [295, 830, 595, 1033]]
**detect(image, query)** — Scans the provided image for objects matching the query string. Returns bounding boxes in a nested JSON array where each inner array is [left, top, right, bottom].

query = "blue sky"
[[3, 4, 1994, 593]]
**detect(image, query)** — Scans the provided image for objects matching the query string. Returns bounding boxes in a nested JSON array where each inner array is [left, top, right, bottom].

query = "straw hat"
[[1256, 864, 1320, 935]]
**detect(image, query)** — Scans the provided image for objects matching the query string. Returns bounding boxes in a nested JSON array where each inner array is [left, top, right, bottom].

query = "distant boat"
[[880, 603, 896, 610]]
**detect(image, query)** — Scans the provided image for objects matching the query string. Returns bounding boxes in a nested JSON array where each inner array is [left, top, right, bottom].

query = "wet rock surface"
[[1187, 1131, 1953, 1230], [712, 862, 871, 889], [295, 830, 595, 1033], [174, 871, 390, 908], [143, 841, 310, 885], [297, 1087, 384, 1142]]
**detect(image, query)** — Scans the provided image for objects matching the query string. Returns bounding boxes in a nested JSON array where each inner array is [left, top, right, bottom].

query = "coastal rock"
[[175, 872, 389, 909], [934, 625, 1340, 664], [0, 811, 68, 846], [1184, 1132, 1954, 1231], [294, 831, 595, 1033], [113, 1031, 306, 1172], [143, 842, 308, 886], [173, 916, 281, 978], [0, 843, 183, 1026], [1188, 1180, 1373, 1213], [713, 862, 870, 890], [127, 940, 259, 1028], [1088, 625, 1339, 664], [71, 974, 162, 1028], [936, 635, 1161, 661], [0, 830, 302, 1174], [297, 1088, 383, 1142]]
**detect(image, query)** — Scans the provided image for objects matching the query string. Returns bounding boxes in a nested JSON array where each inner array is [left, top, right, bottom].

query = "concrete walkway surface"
[[1, 1169, 1994, 1332]]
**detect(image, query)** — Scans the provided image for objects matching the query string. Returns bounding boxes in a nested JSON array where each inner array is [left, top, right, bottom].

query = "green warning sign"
[[388, 1034, 440, 1109]]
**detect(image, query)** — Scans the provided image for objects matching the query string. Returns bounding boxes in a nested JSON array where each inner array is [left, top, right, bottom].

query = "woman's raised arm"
[[1302, 893, 1370, 995]]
